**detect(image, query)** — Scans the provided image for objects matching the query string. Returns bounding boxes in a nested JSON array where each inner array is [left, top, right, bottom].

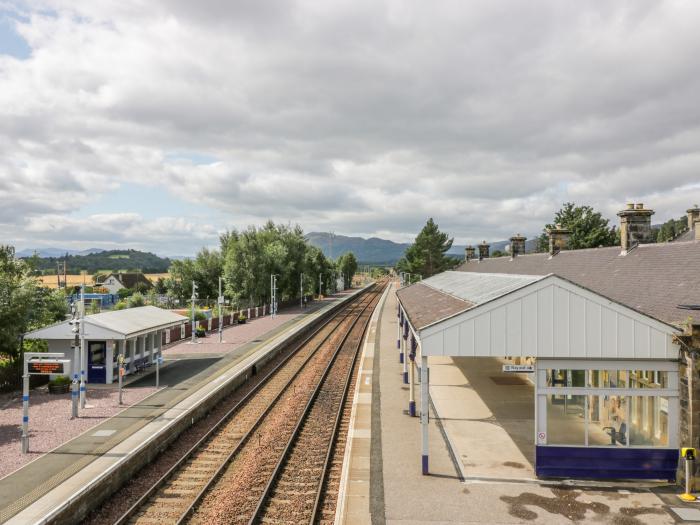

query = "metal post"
[[218, 277, 223, 343], [190, 281, 198, 344], [403, 334, 408, 383], [71, 339, 79, 418], [319, 273, 322, 298], [300, 273, 303, 309], [155, 332, 160, 389], [79, 285, 86, 409], [21, 358, 29, 454], [421, 355, 429, 474], [118, 350, 124, 405], [409, 354, 416, 416]]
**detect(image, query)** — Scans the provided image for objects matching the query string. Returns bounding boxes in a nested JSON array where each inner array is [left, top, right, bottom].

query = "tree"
[[536, 202, 617, 252], [0, 246, 67, 389], [656, 216, 688, 243], [397, 218, 454, 278], [337, 252, 359, 288]]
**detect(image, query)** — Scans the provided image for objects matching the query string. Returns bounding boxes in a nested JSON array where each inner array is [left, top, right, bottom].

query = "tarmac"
[[339, 281, 684, 524], [0, 291, 356, 524]]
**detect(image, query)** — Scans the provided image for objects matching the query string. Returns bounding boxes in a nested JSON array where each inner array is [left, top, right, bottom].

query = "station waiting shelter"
[[397, 271, 682, 481], [24, 306, 187, 384]]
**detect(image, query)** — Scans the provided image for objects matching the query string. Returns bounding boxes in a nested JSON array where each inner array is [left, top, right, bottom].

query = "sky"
[[1, 0, 699, 256]]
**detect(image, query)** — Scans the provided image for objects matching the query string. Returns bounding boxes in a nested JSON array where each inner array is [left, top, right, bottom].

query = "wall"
[[678, 324, 700, 483]]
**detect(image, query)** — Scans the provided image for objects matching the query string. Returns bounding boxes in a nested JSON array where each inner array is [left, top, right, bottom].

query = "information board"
[[28, 360, 67, 375]]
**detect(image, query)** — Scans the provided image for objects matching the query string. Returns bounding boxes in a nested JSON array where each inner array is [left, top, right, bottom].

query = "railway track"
[[114, 283, 384, 525]]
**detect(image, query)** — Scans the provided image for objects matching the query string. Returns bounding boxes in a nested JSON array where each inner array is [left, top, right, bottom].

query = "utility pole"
[[319, 273, 322, 298], [79, 285, 86, 409], [300, 273, 304, 309], [70, 302, 79, 418], [218, 277, 224, 343], [270, 274, 278, 318], [190, 281, 198, 344]]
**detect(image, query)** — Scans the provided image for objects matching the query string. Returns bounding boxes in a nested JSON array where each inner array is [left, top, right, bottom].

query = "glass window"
[[547, 369, 586, 387], [89, 342, 105, 365], [587, 394, 627, 446], [547, 394, 586, 445], [629, 396, 669, 446]]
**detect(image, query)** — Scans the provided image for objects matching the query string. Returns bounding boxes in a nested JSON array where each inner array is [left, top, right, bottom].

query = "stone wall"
[[678, 324, 700, 483]]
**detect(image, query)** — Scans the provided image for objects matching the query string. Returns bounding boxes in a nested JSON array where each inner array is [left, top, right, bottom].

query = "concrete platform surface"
[[0, 291, 359, 525]]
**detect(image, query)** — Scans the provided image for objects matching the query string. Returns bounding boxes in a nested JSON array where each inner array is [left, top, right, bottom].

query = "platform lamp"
[[190, 281, 199, 344]]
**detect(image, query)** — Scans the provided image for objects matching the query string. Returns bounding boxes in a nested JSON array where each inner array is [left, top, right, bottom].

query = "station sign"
[[502, 364, 535, 373], [27, 359, 69, 375]]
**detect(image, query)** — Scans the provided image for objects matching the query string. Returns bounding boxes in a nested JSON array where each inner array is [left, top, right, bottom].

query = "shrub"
[[114, 300, 128, 310], [117, 288, 134, 300], [49, 375, 71, 386], [128, 293, 145, 308]]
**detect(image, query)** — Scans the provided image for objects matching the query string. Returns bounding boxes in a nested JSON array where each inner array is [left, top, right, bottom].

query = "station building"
[[397, 204, 700, 481], [24, 306, 187, 384]]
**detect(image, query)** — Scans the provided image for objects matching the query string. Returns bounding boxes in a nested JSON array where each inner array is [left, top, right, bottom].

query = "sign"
[[502, 364, 535, 373], [28, 360, 68, 375], [537, 431, 546, 444], [218, 296, 224, 305]]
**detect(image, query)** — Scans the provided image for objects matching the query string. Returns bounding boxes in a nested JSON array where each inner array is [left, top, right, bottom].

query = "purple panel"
[[536, 446, 678, 481]]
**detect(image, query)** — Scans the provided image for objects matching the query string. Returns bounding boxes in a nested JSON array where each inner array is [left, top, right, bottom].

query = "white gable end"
[[419, 275, 680, 359]]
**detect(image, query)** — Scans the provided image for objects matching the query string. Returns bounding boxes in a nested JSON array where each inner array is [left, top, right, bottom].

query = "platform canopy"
[[25, 306, 187, 341], [397, 271, 681, 359]]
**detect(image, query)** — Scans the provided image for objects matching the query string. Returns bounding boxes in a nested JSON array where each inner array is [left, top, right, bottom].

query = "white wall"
[[420, 277, 679, 359]]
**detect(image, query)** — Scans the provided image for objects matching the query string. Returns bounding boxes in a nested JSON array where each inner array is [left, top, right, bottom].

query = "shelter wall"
[[420, 281, 678, 359]]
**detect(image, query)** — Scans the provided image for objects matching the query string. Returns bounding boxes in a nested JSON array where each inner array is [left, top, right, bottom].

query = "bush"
[[195, 326, 206, 337], [49, 375, 71, 386], [114, 300, 128, 310], [117, 287, 134, 300], [128, 292, 145, 308], [195, 311, 208, 321]]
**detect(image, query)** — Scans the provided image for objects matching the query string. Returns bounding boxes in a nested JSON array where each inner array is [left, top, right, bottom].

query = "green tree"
[[656, 216, 688, 243], [0, 246, 67, 387], [397, 218, 454, 278], [337, 252, 359, 288], [536, 202, 617, 252]]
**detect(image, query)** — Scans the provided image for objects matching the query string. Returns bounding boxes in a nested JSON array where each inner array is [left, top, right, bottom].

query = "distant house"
[[99, 272, 154, 294]]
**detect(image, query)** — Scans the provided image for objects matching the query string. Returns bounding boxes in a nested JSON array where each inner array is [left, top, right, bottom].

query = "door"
[[88, 341, 107, 383]]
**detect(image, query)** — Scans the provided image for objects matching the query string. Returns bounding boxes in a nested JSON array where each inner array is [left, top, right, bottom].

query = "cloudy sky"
[[1, 0, 699, 255]]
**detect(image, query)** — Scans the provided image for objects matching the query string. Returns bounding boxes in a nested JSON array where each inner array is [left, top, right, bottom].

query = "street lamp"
[[270, 274, 278, 318], [190, 281, 199, 344], [218, 276, 224, 343]]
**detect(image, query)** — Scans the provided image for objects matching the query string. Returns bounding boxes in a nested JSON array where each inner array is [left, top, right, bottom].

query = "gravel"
[[0, 386, 157, 480]]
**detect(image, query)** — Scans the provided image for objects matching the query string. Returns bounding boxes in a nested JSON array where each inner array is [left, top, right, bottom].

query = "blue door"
[[88, 341, 107, 383]]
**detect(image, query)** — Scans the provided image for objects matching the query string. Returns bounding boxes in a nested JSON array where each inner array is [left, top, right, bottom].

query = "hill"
[[305, 232, 539, 265], [24, 249, 172, 274], [16, 247, 104, 258]]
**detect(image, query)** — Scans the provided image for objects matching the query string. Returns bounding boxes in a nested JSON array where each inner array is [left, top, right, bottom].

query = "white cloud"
[[1, 0, 700, 253]]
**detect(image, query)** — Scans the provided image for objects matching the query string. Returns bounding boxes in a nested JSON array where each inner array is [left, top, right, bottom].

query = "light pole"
[[300, 273, 304, 309], [190, 281, 198, 344], [79, 285, 86, 409], [319, 272, 322, 298], [270, 274, 278, 318], [218, 276, 224, 343], [70, 302, 79, 418]]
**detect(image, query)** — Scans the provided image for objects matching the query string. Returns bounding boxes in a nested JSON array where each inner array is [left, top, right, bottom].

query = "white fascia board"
[[420, 274, 680, 340]]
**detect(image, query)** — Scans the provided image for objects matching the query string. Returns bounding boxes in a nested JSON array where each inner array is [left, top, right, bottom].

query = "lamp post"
[[319, 273, 322, 298], [190, 281, 198, 344], [300, 273, 304, 309], [79, 285, 86, 409], [270, 274, 278, 318], [218, 277, 224, 343]]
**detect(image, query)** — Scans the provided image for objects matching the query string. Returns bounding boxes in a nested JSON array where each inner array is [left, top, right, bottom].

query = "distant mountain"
[[306, 232, 539, 265], [16, 247, 105, 258], [23, 249, 171, 274]]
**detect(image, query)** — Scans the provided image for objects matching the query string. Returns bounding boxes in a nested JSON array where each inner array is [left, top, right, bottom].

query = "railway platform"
[[338, 282, 678, 524], [0, 290, 360, 525]]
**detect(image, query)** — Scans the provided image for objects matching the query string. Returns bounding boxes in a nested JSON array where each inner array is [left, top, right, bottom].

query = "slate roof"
[[456, 240, 700, 327], [396, 272, 545, 330], [107, 272, 153, 290]]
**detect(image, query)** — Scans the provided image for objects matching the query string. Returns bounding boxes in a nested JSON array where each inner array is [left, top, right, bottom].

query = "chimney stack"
[[617, 203, 654, 253], [509, 234, 526, 257], [547, 224, 571, 255], [688, 205, 700, 235], [478, 241, 490, 260], [465, 245, 476, 261]]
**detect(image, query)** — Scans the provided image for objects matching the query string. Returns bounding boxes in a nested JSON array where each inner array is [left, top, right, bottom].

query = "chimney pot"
[[626, 203, 635, 210], [547, 224, 571, 255], [618, 203, 655, 253], [464, 245, 476, 261], [509, 233, 527, 257], [687, 205, 700, 233], [478, 241, 490, 260]]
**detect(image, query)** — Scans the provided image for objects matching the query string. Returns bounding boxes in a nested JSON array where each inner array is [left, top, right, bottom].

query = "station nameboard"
[[28, 360, 67, 375], [502, 364, 535, 373]]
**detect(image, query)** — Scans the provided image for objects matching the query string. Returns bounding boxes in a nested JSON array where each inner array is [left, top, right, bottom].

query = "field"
[[37, 273, 170, 289]]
